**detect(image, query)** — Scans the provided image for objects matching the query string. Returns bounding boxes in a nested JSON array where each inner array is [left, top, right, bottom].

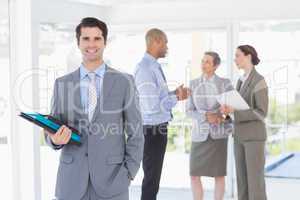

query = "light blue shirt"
[[80, 63, 106, 113], [134, 53, 178, 125]]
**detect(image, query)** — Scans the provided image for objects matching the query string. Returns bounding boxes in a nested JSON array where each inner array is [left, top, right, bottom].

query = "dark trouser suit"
[[141, 122, 168, 200]]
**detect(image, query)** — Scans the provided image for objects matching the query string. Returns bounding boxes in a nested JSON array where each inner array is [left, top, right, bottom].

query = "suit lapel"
[[213, 75, 222, 95], [71, 68, 88, 120], [239, 69, 256, 96], [91, 66, 117, 122], [102, 67, 118, 103], [236, 79, 242, 92]]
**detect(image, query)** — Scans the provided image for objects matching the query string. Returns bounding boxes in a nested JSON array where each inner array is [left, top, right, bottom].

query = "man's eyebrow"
[[81, 36, 103, 40]]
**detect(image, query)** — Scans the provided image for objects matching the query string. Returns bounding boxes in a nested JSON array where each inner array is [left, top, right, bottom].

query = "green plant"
[[267, 138, 300, 156]]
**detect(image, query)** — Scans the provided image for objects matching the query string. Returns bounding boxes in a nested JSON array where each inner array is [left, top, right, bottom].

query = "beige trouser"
[[234, 139, 267, 200]]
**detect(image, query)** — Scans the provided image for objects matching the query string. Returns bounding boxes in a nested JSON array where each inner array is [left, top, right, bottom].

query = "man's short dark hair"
[[76, 17, 108, 45]]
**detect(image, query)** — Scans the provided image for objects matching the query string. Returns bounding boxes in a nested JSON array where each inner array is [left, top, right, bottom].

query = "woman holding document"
[[220, 45, 268, 200], [186, 52, 233, 200]]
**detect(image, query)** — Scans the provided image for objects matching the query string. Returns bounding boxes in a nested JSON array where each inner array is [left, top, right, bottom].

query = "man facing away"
[[134, 28, 190, 200], [44, 17, 144, 200]]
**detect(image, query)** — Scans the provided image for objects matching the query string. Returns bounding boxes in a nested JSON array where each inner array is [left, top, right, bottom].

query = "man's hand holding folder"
[[45, 125, 72, 145], [19, 112, 81, 145]]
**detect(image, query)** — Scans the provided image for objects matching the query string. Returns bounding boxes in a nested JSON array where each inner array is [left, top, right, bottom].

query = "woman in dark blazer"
[[220, 45, 268, 200]]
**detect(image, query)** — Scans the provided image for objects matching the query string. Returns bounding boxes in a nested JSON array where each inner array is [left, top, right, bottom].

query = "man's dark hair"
[[75, 17, 108, 45]]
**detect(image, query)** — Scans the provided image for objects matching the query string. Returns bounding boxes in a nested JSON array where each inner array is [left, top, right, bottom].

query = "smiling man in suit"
[[44, 17, 144, 200]]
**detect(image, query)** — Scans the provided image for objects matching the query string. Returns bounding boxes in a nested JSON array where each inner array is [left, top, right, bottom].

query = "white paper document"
[[216, 90, 250, 110]]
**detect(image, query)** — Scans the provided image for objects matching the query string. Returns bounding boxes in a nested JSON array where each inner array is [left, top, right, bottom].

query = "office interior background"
[[1, 0, 300, 199]]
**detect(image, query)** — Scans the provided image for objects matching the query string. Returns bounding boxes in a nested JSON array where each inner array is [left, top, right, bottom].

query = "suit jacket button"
[[85, 153, 88, 157]]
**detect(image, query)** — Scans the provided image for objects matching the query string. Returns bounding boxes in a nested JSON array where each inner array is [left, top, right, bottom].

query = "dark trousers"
[[141, 122, 168, 200]]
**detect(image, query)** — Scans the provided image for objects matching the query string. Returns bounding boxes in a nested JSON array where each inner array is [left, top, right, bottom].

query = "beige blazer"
[[233, 68, 269, 141]]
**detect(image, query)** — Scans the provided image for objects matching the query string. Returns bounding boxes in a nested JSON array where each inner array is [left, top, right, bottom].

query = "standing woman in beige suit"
[[186, 52, 233, 200], [220, 45, 268, 200]]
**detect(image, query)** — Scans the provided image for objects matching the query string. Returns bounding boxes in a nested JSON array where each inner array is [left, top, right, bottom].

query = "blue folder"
[[19, 112, 81, 145]]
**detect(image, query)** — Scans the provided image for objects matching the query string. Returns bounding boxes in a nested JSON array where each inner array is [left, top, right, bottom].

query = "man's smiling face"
[[78, 26, 106, 63]]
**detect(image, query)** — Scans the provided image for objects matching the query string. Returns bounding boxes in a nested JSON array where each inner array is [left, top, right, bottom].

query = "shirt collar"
[[202, 74, 216, 82], [240, 68, 253, 82], [144, 52, 158, 65], [80, 62, 106, 80]]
